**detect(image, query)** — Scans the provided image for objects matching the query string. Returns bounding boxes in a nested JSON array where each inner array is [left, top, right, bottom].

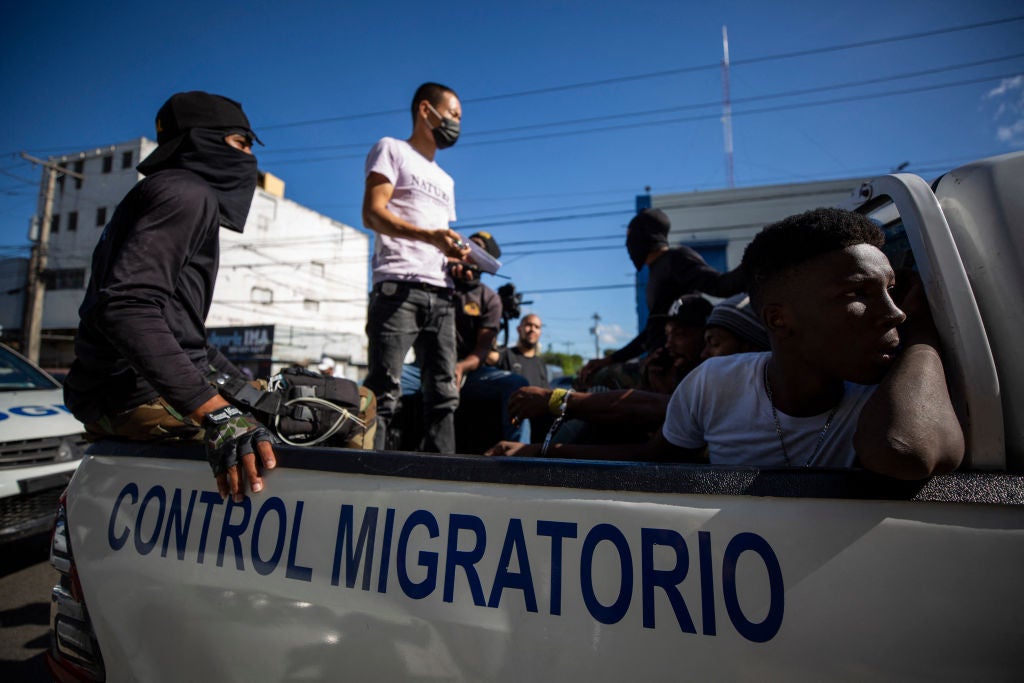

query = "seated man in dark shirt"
[[453, 232, 529, 449], [496, 313, 549, 389], [63, 91, 275, 501]]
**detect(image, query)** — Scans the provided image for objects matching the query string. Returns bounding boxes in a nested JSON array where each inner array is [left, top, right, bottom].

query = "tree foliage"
[[541, 351, 583, 376]]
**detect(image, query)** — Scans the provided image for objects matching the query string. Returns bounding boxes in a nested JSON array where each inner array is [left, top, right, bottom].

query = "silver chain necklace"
[[763, 361, 839, 467]]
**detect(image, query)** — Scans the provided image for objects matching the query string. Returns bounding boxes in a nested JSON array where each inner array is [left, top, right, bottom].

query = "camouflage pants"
[[84, 396, 204, 443], [343, 386, 378, 450], [86, 386, 379, 451]]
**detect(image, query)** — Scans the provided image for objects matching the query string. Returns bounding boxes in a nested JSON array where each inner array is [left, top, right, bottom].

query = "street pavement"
[[0, 531, 55, 682]]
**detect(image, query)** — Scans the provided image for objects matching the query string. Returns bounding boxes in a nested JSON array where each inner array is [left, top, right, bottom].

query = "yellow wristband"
[[548, 389, 567, 416]]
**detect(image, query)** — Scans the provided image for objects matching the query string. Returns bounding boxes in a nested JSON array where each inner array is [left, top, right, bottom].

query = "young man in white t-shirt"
[[362, 82, 470, 453], [488, 208, 964, 480]]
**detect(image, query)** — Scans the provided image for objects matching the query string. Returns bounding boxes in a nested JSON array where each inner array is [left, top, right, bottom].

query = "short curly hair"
[[741, 208, 885, 308]]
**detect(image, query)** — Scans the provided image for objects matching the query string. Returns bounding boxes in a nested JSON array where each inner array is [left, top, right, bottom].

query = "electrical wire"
[[256, 14, 1024, 130], [267, 68, 1022, 166]]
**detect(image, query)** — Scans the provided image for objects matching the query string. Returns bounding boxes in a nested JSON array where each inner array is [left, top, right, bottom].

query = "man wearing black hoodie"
[[64, 91, 276, 502], [579, 208, 746, 386]]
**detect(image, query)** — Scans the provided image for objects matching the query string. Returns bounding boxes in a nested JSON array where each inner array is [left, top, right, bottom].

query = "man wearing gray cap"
[[64, 91, 275, 502], [701, 293, 770, 360]]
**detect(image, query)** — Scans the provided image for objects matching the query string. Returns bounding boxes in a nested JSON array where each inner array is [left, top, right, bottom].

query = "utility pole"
[[20, 153, 84, 363], [589, 312, 601, 360]]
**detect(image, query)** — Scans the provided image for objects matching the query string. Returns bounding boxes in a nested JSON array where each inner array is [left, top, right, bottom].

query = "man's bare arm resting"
[[854, 282, 965, 479], [486, 430, 705, 464], [507, 386, 670, 431]]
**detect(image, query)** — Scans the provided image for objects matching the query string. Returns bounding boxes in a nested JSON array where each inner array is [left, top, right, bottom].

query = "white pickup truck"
[[47, 152, 1023, 682], [0, 342, 85, 542]]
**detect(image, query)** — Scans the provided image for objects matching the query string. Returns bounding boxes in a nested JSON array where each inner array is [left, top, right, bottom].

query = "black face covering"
[[427, 103, 460, 149], [625, 209, 671, 270], [138, 127, 258, 232]]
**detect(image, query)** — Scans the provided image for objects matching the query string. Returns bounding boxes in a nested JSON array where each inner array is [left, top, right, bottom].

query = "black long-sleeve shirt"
[[64, 169, 238, 421], [609, 246, 746, 363]]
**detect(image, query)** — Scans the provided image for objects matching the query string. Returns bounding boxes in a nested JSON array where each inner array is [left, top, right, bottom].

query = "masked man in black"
[[64, 91, 276, 502]]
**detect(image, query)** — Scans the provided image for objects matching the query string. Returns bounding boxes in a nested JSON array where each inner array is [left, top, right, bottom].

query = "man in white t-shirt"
[[362, 82, 470, 453], [488, 208, 964, 480]]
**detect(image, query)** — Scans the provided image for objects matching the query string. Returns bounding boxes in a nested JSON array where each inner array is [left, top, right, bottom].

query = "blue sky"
[[2, 1, 1021, 358]]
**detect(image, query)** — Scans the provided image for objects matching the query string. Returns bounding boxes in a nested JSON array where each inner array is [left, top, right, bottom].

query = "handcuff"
[[540, 389, 573, 457]]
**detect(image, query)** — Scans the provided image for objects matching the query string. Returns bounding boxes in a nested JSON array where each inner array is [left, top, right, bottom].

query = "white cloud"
[[997, 119, 1024, 144], [986, 75, 1023, 99], [982, 74, 1024, 147], [597, 323, 630, 347]]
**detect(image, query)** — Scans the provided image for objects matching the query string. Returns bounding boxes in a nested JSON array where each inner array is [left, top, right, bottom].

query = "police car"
[[0, 342, 86, 541]]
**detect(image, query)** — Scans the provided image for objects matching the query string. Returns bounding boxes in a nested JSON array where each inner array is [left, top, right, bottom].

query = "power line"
[[456, 208, 631, 230], [256, 14, 1023, 131], [14, 16, 1022, 162], [454, 154, 998, 231], [261, 52, 1024, 160], [266, 69, 1021, 167], [0, 169, 39, 185], [500, 233, 623, 247], [521, 284, 634, 295], [504, 244, 625, 257], [453, 199, 628, 224]]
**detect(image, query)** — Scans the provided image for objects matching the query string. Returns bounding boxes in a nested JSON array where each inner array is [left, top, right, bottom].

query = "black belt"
[[376, 280, 452, 296]]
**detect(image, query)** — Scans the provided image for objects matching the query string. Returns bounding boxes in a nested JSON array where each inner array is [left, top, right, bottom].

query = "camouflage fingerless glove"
[[203, 405, 273, 475]]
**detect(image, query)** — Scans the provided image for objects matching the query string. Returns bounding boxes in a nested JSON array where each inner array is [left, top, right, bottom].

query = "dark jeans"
[[403, 364, 531, 448], [364, 282, 458, 453], [461, 366, 530, 442]]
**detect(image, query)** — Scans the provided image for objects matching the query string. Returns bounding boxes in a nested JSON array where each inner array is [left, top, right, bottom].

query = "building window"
[[74, 160, 84, 189], [51, 214, 60, 233], [96, 207, 107, 227], [303, 299, 320, 312], [67, 211, 78, 232], [251, 287, 273, 304], [310, 262, 325, 278], [121, 151, 133, 169], [102, 156, 113, 173], [691, 243, 728, 272], [46, 268, 86, 290]]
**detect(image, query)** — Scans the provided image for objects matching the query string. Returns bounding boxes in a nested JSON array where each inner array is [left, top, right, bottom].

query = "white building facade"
[[630, 177, 869, 330], [3, 138, 369, 376]]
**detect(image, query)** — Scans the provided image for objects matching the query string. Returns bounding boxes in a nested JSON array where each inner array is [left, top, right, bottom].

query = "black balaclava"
[[139, 127, 258, 232], [625, 208, 671, 271]]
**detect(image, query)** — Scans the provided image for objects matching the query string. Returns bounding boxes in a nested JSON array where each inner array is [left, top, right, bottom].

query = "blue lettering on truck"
[[106, 483, 785, 642], [0, 403, 72, 421]]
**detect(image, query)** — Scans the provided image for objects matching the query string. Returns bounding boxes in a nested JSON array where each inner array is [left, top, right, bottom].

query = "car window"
[[0, 346, 60, 391]]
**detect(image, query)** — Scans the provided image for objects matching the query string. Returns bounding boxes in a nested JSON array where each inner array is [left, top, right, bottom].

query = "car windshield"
[[0, 346, 59, 391]]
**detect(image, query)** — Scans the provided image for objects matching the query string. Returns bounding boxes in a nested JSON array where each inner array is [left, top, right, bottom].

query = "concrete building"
[[1, 138, 370, 379], [631, 176, 870, 329]]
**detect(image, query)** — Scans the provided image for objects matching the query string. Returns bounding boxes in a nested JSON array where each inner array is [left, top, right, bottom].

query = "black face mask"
[[625, 209, 671, 270], [626, 229, 668, 270], [139, 128, 258, 233], [427, 103, 460, 149]]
